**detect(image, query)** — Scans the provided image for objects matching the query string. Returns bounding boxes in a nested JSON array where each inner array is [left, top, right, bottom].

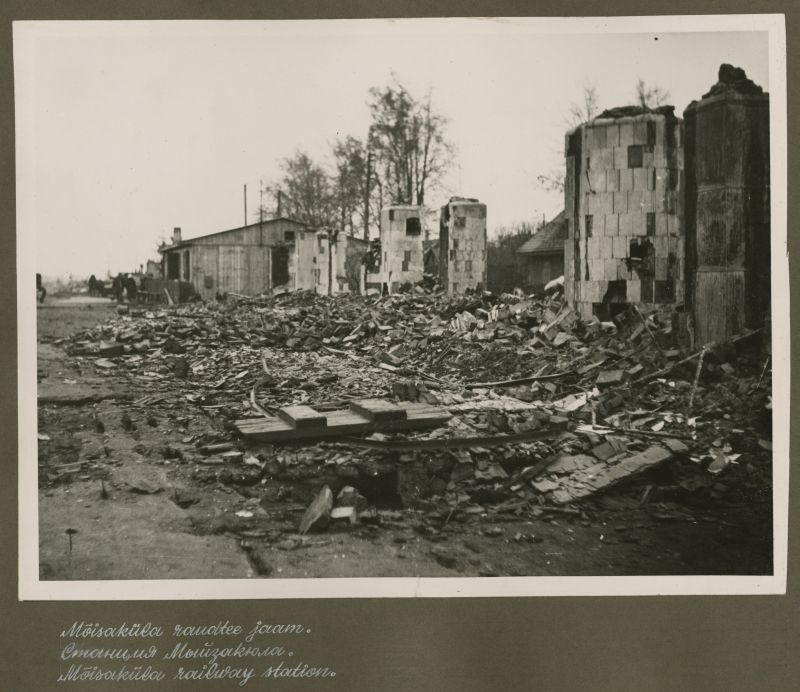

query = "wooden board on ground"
[[278, 405, 328, 429], [235, 401, 450, 442]]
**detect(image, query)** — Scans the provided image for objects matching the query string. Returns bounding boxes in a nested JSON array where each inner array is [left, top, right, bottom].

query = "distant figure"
[[88, 274, 98, 296], [125, 274, 138, 302], [36, 273, 46, 303], [111, 274, 123, 303], [95, 279, 106, 297]]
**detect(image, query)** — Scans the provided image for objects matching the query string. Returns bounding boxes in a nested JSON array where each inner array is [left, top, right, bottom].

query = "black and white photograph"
[[15, 16, 788, 598]]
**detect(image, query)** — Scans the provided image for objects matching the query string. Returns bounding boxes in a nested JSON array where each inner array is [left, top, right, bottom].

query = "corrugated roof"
[[516, 211, 568, 255], [159, 217, 312, 252]]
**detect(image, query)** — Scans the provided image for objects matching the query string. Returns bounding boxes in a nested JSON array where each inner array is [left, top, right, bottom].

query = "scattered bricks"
[[592, 435, 628, 461], [627, 364, 644, 379], [221, 450, 244, 464], [98, 341, 124, 357], [595, 369, 625, 386], [330, 506, 358, 527], [298, 485, 333, 534], [337, 486, 368, 510], [548, 453, 597, 474], [664, 438, 690, 455]]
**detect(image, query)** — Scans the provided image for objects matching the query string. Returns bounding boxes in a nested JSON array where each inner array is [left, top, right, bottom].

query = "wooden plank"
[[278, 405, 327, 430], [235, 402, 449, 442], [349, 398, 407, 422]]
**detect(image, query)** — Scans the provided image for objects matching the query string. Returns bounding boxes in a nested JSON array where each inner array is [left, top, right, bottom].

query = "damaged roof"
[[516, 211, 568, 255]]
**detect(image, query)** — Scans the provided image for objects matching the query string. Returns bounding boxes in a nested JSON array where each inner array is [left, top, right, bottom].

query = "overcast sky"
[[15, 19, 769, 279]]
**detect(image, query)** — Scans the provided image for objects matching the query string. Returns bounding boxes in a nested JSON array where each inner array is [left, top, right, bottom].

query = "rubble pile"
[[41, 287, 772, 548]]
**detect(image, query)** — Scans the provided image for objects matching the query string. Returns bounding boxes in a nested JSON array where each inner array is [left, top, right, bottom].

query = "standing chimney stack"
[[173, 227, 182, 244]]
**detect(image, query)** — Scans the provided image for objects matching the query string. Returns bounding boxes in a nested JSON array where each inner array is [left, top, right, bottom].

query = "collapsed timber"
[[39, 284, 772, 544]]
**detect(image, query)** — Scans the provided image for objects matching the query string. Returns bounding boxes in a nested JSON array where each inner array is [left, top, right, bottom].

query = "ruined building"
[[563, 65, 770, 347], [378, 205, 425, 293], [684, 65, 771, 346], [439, 197, 488, 294], [314, 229, 369, 295], [564, 107, 684, 320]]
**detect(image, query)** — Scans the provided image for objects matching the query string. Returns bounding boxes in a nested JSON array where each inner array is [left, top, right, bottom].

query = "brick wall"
[[439, 200, 488, 294], [564, 113, 684, 319]]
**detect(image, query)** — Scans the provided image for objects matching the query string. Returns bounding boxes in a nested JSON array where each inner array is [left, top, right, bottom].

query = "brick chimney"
[[173, 227, 182, 244]]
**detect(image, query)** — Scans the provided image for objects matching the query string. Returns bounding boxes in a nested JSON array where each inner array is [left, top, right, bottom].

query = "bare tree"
[[367, 78, 454, 207], [635, 78, 671, 108], [268, 150, 335, 228], [568, 83, 600, 127]]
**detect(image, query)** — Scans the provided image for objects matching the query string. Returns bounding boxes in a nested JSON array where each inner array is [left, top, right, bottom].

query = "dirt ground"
[[36, 300, 773, 580]]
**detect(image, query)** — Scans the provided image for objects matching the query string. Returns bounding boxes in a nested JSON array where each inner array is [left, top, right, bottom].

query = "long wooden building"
[[158, 218, 317, 300]]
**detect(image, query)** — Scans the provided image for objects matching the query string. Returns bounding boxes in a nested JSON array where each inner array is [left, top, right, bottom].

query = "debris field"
[[36, 286, 773, 579]]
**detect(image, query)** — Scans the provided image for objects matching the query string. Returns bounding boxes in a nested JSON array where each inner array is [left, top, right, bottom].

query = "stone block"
[[647, 168, 656, 191], [655, 213, 668, 236], [619, 168, 634, 192], [604, 259, 617, 278], [632, 120, 649, 145], [618, 214, 633, 236], [588, 168, 606, 193], [640, 192, 657, 213], [604, 214, 619, 236], [632, 167, 649, 192], [594, 147, 613, 169], [655, 257, 668, 280], [605, 123, 620, 147], [631, 213, 647, 236], [612, 235, 627, 259], [606, 169, 620, 192], [668, 213, 682, 236], [628, 279, 641, 302], [654, 236, 669, 257], [619, 122, 634, 146], [595, 126, 609, 149], [613, 191, 628, 215], [613, 146, 628, 169], [643, 149, 655, 168], [628, 190, 646, 213]]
